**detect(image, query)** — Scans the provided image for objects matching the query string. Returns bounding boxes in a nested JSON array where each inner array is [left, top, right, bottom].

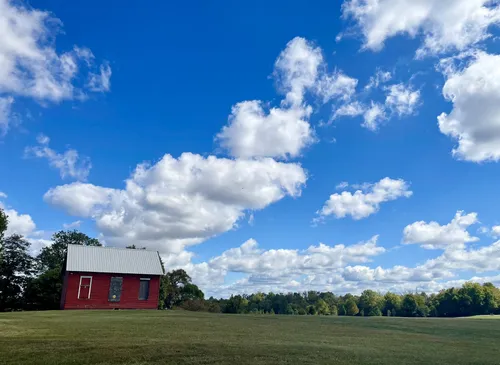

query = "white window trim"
[[78, 275, 93, 299], [140, 278, 151, 281]]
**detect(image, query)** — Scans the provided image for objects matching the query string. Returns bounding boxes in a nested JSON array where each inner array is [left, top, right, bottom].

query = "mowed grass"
[[1, 311, 499, 365]]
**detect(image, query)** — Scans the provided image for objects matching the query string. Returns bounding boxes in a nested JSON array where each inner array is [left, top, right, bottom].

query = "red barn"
[[60, 245, 164, 310]]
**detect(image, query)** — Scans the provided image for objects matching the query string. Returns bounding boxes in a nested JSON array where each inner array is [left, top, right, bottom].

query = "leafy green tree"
[[162, 269, 192, 308], [0, 208, 7, 241], [483, 283, 500, 314], [383, 292, 402, 316], [359, 290, 383, 316], [345, 298, 359, 316], [316, 299, 330, 315], [330, 304, 338, 316], [24, 268, 63, 310], [307, 305, 317, 315], [38, 230, 101, 272], [180, 283, 204, 301], [207, 301, 221, 313], [338, 304, 347, 316], [401, 294, 429, 317], [0, 235, 33, 311]]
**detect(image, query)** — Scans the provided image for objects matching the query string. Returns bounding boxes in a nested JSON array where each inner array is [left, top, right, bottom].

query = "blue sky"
[[2, 0, 500, 296]]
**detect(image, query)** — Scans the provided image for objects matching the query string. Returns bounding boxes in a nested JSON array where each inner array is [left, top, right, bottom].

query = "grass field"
[[1, 311, 499, 365]]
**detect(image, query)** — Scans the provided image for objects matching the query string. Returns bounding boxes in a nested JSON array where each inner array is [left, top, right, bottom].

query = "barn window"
[[139, 278, 150, 300], [108, 277, 123, 302], [78, 276, 93, 299]]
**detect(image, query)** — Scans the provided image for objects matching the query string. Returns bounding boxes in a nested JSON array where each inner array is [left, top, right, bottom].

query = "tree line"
[[1, 208, 500, 317], [201, 283, 500, 317]]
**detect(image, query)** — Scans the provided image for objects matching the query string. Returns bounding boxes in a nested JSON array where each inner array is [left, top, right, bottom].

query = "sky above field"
[[2, 0, 500, 297]]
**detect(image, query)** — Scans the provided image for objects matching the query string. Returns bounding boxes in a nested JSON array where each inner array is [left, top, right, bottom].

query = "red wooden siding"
[[63, 272, 160, 310]]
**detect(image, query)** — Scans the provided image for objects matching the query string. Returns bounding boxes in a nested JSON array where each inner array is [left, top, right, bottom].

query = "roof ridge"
[[67, 244, 159, 254]]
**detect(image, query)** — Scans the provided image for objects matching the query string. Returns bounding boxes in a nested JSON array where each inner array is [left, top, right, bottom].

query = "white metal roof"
[[66, 245, 164, 275]]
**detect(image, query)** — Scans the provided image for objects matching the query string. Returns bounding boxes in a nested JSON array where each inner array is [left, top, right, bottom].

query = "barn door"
[[108, 277, 123, 302]]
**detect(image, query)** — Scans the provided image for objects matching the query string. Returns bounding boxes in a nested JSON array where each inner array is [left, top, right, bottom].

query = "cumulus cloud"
[[62, 220, 82, 229], [273, 37, 324, 107], [332, 101, 365, 120], [315, 177, 412, 221], [218, 100, 314, 159], [362, 102, 386, 130], [217, 37, 321, 159], [342, 0, 500, 56], [0, 0, 111, 134], [403, 211, 479, 250], [330, 79, 419, 130], [385, 83, 420, 116], [25, 134, 92, 181], [45, 153, 307, 253], [0, 96, 14, 135], [87, 63, 112, 92], [365, 69, 392, 90], [315, 70, 358, 103], [217, 37, 359, 158], [438, 51, 500, 162], [492, 226, 500, 239], [191, 211, 500, 296], [165, 235, 386, 296]]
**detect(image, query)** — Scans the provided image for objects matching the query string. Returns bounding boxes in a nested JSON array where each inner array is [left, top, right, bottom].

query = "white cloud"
[[217, 37, 321, 159], [315, 70, 358, 103], [423, 240, 500, 273], [44, 153, 307, 253], [335, 181, 349, 190], [403, 211, 479, 250], [273, 37, 323, 107], [0, 0, 111, 134], [362, 102, 386, 130], [492, 226, 500, 238], [166, 235, 386, 296], [25, 134, 91, 181], [315, 177, 412, 221], [365, 69, 392, 90], [217, 100, 314, 159], [0, 96, 14, 135], [438, 51, 500, 162], [331, 82, 419, 130], [62, 220, 82, 229], [385, 83, 420, 116], [333, 101, 365, 119], [0, 195, 35, 237], [342, 0, 500, 56], [88, 62, 112, 92]]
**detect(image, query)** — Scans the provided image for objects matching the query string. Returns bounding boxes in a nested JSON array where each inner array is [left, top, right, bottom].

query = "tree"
[[383, 292, 402, 316], [316, 299, 330, 315], [307, 305, 317, 315], [126, 245, 146, 250], [0, 235, 33, 311], [24, 268, 63, 310], [0, 208, 7, 241], [401, 294, 429, 317], [38, 230, 101, 272], [359, 290, 383, 316], [345, 298, 359, 316], [162, 269, 192, 308], [180, 283, 204, 301]]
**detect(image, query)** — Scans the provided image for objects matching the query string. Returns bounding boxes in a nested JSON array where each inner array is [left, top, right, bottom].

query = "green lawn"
[[1, 311, 499, 365]]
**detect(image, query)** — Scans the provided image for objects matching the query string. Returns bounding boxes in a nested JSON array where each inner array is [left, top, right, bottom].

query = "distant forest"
[[1, 208, 499, 317]]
